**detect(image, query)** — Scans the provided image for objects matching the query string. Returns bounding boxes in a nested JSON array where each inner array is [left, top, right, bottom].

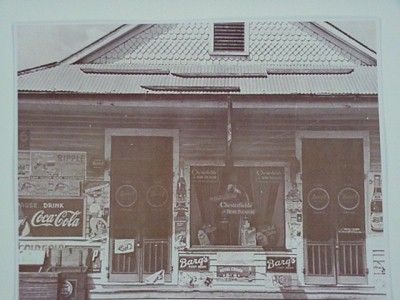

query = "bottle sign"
[[370, 175, 383, 232]]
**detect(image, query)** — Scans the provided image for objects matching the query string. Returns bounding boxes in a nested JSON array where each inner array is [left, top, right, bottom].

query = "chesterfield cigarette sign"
[[19, 198, 84, 238]]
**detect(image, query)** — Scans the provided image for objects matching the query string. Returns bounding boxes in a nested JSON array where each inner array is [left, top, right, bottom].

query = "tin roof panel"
[[18, 64, 377, 95]]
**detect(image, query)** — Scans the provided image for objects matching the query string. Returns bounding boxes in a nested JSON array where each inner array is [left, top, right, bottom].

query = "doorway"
[[109, 136, 173, 282], [302, 138, 367, 285]]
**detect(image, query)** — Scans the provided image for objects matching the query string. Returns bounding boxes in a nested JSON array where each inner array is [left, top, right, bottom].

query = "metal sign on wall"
[[266, 256, 297, 273], [19, 198, 85, 238], [18, 178, 81, 197], [216, 266, 256, 282], [178, 256, 210, 271], [19, 151, 86, 180]]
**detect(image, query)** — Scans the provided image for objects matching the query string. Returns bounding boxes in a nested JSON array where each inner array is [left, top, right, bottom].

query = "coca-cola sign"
[[19, 198, 84, 238]]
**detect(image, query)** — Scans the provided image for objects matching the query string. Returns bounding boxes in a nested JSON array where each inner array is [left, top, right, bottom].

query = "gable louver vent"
[[213, 22, 247, 53]]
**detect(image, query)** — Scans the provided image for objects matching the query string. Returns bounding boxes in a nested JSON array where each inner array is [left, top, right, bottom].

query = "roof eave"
[[303, 22, 377, 66]]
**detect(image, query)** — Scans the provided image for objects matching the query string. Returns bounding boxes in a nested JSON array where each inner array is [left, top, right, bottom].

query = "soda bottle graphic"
[[370, 175, 383, 232]]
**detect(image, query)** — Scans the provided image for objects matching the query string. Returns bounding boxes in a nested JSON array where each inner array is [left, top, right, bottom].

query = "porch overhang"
[[18, 93, 378, 120]]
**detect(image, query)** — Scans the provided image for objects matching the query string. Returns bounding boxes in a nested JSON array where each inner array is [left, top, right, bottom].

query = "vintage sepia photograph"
[[16, 20, 386, 299]]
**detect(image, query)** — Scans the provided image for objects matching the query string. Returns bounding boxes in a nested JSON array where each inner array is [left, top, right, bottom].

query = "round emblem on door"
[[146, 185, 168, 207], [307, 187, 330, 211], [338, 187, 360, 211], [116, 185, 137, 208]]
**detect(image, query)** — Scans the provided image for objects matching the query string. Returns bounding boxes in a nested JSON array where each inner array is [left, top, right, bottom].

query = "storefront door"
[[302, 138, 367, 285], [109, 136, 172, 282]]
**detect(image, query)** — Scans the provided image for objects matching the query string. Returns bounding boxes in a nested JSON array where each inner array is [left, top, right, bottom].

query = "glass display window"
[[190, 166, 285, 250]]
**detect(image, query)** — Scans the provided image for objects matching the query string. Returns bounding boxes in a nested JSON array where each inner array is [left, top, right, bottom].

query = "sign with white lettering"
[[178, 256, 210, 271], [191, 167, 219, 182], [266, 256, 297, 273], [219, 201, 255, 215], [19, 198, 84, 238], [255, 168, 284, 182], [216, 266, 255, 282]]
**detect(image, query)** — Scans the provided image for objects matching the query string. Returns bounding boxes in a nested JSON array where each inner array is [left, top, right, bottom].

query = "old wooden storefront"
[[17, 22, 386, 298]]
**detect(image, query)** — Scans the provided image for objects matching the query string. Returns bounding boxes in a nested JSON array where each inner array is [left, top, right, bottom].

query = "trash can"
[[46, 248, 88, 300]]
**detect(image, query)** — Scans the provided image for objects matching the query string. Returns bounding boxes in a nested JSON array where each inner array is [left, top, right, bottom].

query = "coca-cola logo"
[[31, 210, 81, 227], [19, 198, 84, 237]]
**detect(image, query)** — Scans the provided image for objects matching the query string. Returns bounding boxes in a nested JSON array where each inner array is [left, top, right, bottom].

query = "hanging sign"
[[114, 239, 135, 254], [178, 256, 210, 271], [216, 266, 256, 282], [338, 187, 360, 210], [19, 198, 84, 238], [307, 187, 330, 211], [266, 256, 297, 273]]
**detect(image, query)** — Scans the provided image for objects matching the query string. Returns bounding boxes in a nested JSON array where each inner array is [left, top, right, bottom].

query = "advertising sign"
[[307, 187, 330, 211], [255, 168, 284, 182], [84, 182, 110, 240], [30, 151, 86, 179], [191, 167, 218, 182], [266, 256, 297, 273], [114, 239, 135, 254], [216, 266, 255, 282], [338, 187, 360, 211], [18, 151, 31, 177], [219, 201, 255, 215], [19, 198, 84, 238], [178, 256, 210, 271], [18, 178, 81, 197]]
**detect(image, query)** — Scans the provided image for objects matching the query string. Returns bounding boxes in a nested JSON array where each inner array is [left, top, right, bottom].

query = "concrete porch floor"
[[89, 284, 387, 299]]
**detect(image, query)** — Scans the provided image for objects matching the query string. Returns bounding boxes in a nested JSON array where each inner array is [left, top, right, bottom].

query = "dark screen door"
[[303, 139, 367, 285], [109, 136, 172, 282]]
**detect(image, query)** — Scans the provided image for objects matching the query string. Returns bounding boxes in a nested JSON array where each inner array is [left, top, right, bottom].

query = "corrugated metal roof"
[[18, 64, 377, 95], [91, 22, 368, 66]]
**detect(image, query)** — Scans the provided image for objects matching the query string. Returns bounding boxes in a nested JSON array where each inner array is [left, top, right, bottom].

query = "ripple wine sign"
[[19, 198, 84, 238]]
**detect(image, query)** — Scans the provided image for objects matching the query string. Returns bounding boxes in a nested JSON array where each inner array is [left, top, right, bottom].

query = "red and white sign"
[[19, 198, 84, 238]]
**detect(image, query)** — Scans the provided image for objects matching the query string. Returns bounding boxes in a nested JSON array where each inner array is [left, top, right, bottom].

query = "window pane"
[[190, 166, 285, 249]]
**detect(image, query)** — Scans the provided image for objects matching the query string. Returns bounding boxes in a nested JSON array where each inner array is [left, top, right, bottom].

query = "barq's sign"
[[19, 198, 84, 238], [266, 256, 297, 273], [178, 256, 210, 271]]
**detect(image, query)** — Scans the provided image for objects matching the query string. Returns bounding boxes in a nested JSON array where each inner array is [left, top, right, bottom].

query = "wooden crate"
[[19, 272, 60, 300]]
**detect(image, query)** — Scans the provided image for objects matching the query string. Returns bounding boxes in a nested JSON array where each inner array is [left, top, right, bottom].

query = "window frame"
[[209, 22, 250, 56], [184, 160, 291, 252]]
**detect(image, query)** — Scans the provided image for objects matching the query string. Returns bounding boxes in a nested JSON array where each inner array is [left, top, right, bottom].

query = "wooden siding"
[[18, 111, 381, 180]]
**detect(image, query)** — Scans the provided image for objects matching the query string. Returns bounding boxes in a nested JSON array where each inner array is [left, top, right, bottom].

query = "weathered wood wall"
[[18, 109, 381, 179]]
